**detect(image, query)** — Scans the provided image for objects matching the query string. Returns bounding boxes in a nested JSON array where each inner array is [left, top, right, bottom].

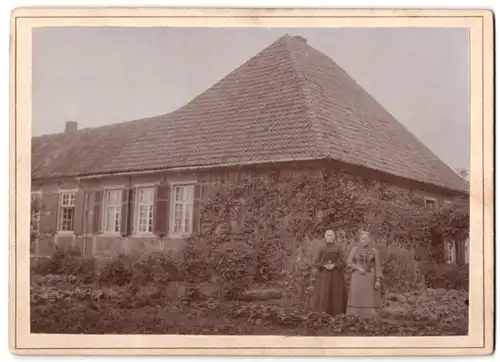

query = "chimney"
[[293, 35, 307, 44], [65, 121, 78, 134]]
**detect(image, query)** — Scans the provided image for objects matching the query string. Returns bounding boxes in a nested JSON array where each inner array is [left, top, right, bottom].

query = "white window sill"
[[168, 233, 193, 240], [56, 231, 74, 236], [99, 232, 122, 238], [131, 232, 156, 238]]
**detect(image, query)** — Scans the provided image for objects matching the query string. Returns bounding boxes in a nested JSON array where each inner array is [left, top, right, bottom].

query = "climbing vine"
[[187, 168, 469, 300]]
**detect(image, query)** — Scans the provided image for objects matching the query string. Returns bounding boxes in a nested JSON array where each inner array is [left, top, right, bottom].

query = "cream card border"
[[9, 7, 494, 356]]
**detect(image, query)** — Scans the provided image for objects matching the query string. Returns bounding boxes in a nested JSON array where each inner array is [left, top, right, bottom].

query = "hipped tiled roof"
[[32, 34, 468, 193]]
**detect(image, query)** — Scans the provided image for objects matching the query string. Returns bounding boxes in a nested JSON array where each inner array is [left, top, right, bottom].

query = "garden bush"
[[179, 242, 214, 283], [421, 263, 469, 291], [30, 246, 96, 283], [97, 250, 188, 287], [97, 254, 134, 286], [211, 239, 258, 299], [377, 245, 425, 293], [30, 276, 468, 336], [129, 251, 184, 286]]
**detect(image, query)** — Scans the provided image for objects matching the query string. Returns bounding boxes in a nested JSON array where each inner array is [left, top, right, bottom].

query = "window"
[[425, 197, 437, 210], [103, 189, 122, 233], [136, 187, 154, 234], [446, 241, 456, 264], [171, 184, 194, 235], [59, 191, 76, 232]]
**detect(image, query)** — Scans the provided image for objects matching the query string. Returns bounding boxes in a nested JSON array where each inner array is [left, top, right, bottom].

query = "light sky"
[[32, 27, 470, 172]]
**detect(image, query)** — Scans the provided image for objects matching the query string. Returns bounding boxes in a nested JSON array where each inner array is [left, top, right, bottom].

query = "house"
[[31, 34, 469, 261]]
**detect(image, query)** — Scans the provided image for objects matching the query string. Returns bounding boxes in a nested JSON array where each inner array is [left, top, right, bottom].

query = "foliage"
[[30, 273, 468, 336], [421, 263, 469, 291], [211, 240, 257, 299], [30, 167, 469, 313], [455, 168, 469, 181], [179, 242, 214, 283], [381, 288, 468, 324], [30, 194, 42, 254], [188, 169, 469, 302], [97, 254, 135, 286], [377, 246, 425, 293], [31, 247, 96, 283]]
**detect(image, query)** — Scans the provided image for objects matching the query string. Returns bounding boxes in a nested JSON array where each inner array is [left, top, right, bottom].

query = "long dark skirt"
[[312, 269, 348, 316]]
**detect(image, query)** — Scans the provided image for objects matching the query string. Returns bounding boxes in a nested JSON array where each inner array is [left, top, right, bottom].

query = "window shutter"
[[93, 190, 102, 234], [120, 189, 130, 236], [73, 190, 86, 235], [39, 192, 59, 235], [127, 188, 135, 235], [192, 183, 203, 234], [153, 184, 170, 237]]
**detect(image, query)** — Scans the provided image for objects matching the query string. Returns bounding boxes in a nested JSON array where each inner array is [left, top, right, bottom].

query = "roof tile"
[[31, 34, 468, 193]]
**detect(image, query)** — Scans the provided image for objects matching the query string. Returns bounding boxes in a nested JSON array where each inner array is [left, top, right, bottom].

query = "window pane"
[[139, 187, 154, 204], [139, 219, 147, 233], [61, 193, 76, 207], [425, 199, 436, 209], [174, 204, 183, 232], [147, 205, 153, 232], [106, 189, 121, 205], [61, 207, 74, 231], [114, 207, 121, 232], [185, 185, 194, 202], [175, 186, 183, 202], [184, 203, 192, 233], [138, 204, 153, 233]]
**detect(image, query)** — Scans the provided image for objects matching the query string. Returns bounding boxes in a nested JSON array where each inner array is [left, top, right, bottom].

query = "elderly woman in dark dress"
[[311, 229, 348, 316]]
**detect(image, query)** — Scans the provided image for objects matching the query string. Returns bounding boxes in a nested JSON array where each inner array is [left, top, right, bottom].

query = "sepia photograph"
[[10, 8, 493, 356]]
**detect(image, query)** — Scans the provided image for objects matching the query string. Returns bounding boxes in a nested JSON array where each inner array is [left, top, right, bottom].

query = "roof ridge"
[[283, 36, 327, 159]]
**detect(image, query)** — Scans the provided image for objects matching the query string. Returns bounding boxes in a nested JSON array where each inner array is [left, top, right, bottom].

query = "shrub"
[[128, 251, 184, 286], [377, 246, 425, 293], [211, 240, 257, 299], [97, 251, 186, 287], [31, 246, 96, 283], [180, 242, 214, 283], [97, 254, 134, 287], [421, 263, 469, 291]]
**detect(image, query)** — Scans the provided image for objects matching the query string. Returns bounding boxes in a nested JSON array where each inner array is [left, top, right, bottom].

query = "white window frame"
[[134, 186, 155, 236], [424, 197, 438, 210], [58, 189, 77, 234], [101, 188, 123, 235], [169, 181, 196, 238], [445, 240, 457, 264]]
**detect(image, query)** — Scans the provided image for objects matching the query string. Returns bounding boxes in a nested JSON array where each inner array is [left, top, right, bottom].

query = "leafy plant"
[[421, 263, 469, 291]]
